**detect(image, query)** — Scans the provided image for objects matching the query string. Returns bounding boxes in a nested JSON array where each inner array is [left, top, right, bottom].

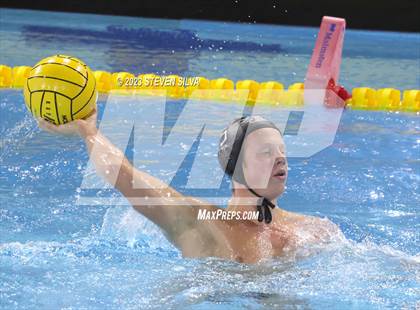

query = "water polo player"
[[37, 112, 343, 263]]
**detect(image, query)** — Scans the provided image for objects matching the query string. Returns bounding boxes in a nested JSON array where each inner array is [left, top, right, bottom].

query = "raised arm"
[[37, 110, 220, 246]]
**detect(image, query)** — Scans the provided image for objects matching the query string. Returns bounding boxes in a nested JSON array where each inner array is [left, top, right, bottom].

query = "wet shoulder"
[[279, 210, 344, 243]]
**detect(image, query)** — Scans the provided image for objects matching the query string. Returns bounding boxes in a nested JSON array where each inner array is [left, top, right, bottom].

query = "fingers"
[[37, 118, 59, 133], [36, 108, 98, 136], [36, 118, 79, 136]]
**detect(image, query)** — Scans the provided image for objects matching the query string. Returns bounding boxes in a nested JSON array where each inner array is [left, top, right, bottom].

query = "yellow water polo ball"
[[23, 54, 97, 125]]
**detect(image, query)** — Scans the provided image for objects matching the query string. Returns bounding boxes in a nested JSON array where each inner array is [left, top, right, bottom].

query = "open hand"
[[37, 109, 98, 138]]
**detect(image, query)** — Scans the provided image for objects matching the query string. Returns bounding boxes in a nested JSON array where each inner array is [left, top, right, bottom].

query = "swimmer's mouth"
[[272, 169, 287, 180]]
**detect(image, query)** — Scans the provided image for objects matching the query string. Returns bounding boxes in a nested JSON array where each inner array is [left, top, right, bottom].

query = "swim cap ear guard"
[[218, 116, 282, 224]]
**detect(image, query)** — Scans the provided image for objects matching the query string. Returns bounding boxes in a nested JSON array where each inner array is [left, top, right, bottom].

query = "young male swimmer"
[[38, 112, 343, 263]]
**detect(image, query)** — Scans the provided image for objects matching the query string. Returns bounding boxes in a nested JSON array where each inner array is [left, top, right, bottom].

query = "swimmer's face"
[[242, 128, 288, 199]]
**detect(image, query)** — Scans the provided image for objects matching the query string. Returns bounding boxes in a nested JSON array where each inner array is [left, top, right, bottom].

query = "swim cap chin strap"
[[247, 188, 276, 224]]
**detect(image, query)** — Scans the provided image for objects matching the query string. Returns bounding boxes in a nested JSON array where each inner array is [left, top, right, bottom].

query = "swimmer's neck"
[[226, 187, 278, 213]]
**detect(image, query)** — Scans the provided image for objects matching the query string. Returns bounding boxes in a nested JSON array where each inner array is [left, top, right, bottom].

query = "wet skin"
[[38, 111, 342, 263]]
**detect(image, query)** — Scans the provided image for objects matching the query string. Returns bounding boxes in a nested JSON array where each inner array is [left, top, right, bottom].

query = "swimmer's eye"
[[259, 149, 272, 155]]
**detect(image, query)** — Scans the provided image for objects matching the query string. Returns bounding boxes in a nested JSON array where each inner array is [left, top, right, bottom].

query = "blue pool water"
[[1, 8, 419, 309]]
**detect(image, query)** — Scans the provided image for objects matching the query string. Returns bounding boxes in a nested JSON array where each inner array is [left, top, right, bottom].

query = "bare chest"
[[224, 224, 295, 263]]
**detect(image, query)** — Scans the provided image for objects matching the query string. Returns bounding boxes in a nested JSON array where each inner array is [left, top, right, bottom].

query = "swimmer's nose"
[[271, 146, 287, 167], [274, 157, 286, 167]]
